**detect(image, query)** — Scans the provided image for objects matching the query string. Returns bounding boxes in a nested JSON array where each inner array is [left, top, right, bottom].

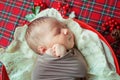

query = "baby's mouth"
[[68, 34, 72, 41], [68, 36, 71, 40]]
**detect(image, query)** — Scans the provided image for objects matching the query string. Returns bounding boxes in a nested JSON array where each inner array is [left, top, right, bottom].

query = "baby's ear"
[[37, 46, 47, 54]]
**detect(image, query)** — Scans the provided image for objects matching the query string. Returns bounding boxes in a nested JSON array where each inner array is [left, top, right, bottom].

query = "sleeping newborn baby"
[[25, 16, 88, 80]]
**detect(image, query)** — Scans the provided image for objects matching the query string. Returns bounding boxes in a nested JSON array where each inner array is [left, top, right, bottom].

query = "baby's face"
[[42, 18, 74, 50]]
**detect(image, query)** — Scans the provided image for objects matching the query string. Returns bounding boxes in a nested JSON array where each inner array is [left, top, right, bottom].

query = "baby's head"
[[25, 17, 74, 55]]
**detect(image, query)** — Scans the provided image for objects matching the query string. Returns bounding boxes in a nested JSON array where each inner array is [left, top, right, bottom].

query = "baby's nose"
[[63, 29, 68, 35]]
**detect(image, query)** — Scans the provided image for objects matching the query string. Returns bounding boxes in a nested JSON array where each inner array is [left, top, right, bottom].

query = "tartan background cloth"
[[0, 0, 34, 48]]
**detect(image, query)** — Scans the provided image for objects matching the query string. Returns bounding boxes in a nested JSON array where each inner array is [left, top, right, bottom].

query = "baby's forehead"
[[48, 18, 65, 26], [42, 18, 64, 27], [47, 18, 60, 24], [33, 17, 66, 31]]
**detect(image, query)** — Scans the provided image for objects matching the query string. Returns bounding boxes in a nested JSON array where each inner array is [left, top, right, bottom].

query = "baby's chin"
[[66, 42, 74, 50]]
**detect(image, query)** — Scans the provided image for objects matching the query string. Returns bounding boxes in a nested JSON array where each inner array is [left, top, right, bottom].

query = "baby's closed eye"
[[56, 27, 61, 34]]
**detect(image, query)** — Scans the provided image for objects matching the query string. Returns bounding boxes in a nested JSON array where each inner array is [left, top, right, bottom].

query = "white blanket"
[[0, 8, 120, 80]]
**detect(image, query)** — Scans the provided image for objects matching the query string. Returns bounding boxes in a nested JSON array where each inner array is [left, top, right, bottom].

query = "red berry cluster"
[[50, 2, 69, 17], [101, 17, 120, 54], [101, 17, 120, 40], [101, 17, 120, 42], [34, 1, 47, 11], [101, 17, 120, 35], [34, 1, 69, 17]]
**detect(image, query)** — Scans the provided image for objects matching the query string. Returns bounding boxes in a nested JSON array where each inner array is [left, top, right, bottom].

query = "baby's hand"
[[46, 44, 66, 58], [52, 44, 66, 58], [45, 48, 54, 57]]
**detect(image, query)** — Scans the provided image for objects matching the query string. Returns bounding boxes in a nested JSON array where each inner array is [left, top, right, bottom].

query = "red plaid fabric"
[[0, 0, 34, 48]]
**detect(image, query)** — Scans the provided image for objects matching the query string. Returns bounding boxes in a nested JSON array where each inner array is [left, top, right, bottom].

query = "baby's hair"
[[25, 16, 51, 54], [28, 17, 48, 27]]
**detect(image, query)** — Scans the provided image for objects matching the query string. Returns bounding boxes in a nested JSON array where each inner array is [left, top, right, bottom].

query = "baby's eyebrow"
[[60, 23, 68, 28], [60, 21, 67, 26]]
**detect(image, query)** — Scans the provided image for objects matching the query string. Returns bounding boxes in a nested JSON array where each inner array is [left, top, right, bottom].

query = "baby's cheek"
[[52, 36, 67, 47]]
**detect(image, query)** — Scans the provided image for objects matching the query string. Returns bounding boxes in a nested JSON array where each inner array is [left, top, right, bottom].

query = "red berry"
[[62, 6, 66, 10], [115, 22, 118, 25], [56, 8, 60, 11], [112, 19, 115, 22], [39, 1, 42, 5], [102, 27, 106, 31], [40, 4, 44, 7], [57, 2, 61, 7], [62, 11, 66, 14], [109, 21, 112, 24], [116, 26, 120, 29], [102, 23, 105, 27], [110, 24, 114, 27], [105, 22, 108, 25], [34, 2, 39, 7], [110, 27, 113, 32], [65, 4, 69, 8]]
